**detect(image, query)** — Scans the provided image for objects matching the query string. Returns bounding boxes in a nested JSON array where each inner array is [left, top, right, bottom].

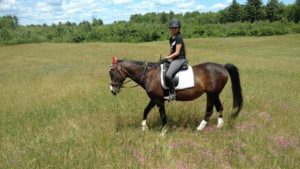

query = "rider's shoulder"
[[176, 34, 184, 40], [175, 34, 184, 43]]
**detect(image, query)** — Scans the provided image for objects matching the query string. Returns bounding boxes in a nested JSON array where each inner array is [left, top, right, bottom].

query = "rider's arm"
[[166, 44, 182, 60]]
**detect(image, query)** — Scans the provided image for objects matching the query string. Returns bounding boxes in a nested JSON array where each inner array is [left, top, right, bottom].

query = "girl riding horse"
[[109, 57, 243, 134], [162, 19, 188, 101]]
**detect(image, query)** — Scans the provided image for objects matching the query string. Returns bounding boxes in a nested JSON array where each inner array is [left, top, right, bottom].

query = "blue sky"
[[0, 0, 296, 25]]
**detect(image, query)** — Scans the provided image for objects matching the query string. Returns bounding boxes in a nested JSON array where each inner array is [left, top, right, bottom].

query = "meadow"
[[0, 34, 300, 168]]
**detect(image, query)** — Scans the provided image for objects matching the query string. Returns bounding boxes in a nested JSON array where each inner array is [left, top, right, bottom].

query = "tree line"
[[1, 0, 300, 45]]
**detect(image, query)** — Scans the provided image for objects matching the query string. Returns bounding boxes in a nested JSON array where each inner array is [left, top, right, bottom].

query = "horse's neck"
[[123, 62, 146, 85]]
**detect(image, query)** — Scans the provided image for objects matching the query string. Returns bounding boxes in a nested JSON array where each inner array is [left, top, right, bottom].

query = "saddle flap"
[[160, 64, 195, 90]]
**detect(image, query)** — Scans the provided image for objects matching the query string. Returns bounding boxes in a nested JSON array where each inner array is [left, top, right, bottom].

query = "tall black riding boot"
[[164, 79, 176, 101]]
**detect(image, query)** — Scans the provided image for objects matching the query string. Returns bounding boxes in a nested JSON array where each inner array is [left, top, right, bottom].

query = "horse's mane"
[[120, 60, 160, 68]]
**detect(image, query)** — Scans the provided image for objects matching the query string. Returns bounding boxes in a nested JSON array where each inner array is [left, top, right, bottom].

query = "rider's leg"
[[165, 59, 186, 100]]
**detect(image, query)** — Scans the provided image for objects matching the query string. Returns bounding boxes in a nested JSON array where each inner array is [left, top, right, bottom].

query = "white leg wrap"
[[142, 120, 148, 131], [217, 117, 224, 128], [142, 120, 146, 126], [197, 120, 207, 131], [161, 126, 168, 136]]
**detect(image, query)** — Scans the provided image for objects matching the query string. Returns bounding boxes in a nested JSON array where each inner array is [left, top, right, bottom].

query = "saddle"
[[160, 63, 195, 90]]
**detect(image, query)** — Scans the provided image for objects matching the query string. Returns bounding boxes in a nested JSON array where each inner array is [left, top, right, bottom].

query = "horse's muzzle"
[[110, 85, 119, 96], [111, 90, 117, 95]]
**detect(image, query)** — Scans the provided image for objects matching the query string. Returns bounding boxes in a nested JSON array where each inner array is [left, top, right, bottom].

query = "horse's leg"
[[215, 96, 224, 128], [156, 100, 168, 136], [142, 100, 156, 131], [197, 93, 215, 131]]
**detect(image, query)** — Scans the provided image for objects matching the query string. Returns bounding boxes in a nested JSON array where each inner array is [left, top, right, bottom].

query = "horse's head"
[[109, 56, 126, 95]]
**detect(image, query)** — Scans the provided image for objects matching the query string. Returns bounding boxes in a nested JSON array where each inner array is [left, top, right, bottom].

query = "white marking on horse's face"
[[110, 85, 118, 95]]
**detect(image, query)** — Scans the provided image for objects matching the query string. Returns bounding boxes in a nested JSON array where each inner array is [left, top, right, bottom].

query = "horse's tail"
[[224, 63, 243, 120]]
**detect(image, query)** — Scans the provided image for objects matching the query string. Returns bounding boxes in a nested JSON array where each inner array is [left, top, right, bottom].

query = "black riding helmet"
[[169, 19, 181, 28]]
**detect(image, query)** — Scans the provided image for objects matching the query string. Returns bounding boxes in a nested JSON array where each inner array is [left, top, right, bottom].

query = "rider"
[[163, 19, 187, 101]]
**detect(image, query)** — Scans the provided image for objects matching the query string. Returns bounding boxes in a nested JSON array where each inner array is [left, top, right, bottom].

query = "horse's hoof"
[[192, 131, 200, 135], [160, 131, 167, 137]]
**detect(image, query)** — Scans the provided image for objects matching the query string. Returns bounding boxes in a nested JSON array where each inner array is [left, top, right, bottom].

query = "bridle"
[[110, 62, 160, 89], [109, 63, 126, 89]]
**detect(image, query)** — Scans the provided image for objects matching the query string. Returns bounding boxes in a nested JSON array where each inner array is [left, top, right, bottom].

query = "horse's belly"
[[175, 88, 205, 101]]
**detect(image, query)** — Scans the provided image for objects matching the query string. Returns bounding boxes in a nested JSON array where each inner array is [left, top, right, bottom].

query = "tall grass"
[[0, 35, 300, 168]]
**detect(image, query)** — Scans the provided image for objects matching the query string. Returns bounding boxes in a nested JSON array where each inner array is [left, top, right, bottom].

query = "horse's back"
[[192, 62, 228, 92]]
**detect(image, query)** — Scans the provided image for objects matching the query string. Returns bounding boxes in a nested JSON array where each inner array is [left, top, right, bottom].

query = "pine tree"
[[245, 0, 263, 22], [266, 0, 284, 22], [13, 15, 19, 26], [0, 15, 19, 29], [228, 0, 242, 22], [295, 0, 300, 22], [160, 12, 168, 24], [92, 18, 103, 26]]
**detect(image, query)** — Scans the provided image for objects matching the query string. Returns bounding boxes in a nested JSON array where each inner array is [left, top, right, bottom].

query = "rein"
[[116, 62, 160, 88]]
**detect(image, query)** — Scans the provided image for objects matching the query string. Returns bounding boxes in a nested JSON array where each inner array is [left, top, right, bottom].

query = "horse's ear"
[[112, 55, 118, 66]]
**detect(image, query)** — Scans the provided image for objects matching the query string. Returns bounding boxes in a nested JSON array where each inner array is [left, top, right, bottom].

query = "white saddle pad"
[[160, 65, 195, 90]]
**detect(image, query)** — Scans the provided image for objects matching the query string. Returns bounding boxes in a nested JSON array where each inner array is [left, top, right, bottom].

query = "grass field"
[[0, 34, 300, 168]]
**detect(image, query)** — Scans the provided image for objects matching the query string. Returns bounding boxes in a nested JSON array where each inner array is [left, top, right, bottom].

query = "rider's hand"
[[160, 57, 168, 63]]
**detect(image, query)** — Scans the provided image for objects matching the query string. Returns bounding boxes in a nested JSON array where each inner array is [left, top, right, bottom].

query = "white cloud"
[[0, 0, 17, 11], [1, 0, 275, 25], [45, 0, 63, 6], [210, 3, 228, 11], [127, 1, 157, 14], [154, 0, 209, 13], [196, 4, 206, 12], [209, 0, 233, 11], [36, 2, 53, 12], [177, 1, 194, 9], [113, 0, 133, 4], [158, 0, 184, 5]]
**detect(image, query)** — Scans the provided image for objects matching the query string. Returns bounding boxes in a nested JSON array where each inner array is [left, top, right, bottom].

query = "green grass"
[[1, 34, 300, 168]]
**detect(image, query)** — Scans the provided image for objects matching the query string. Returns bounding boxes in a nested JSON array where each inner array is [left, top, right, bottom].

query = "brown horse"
[[109, 56, 243, 134]]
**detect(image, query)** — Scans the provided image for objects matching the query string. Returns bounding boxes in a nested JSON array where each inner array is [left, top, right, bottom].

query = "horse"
[[109, 56, 243, 134]]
